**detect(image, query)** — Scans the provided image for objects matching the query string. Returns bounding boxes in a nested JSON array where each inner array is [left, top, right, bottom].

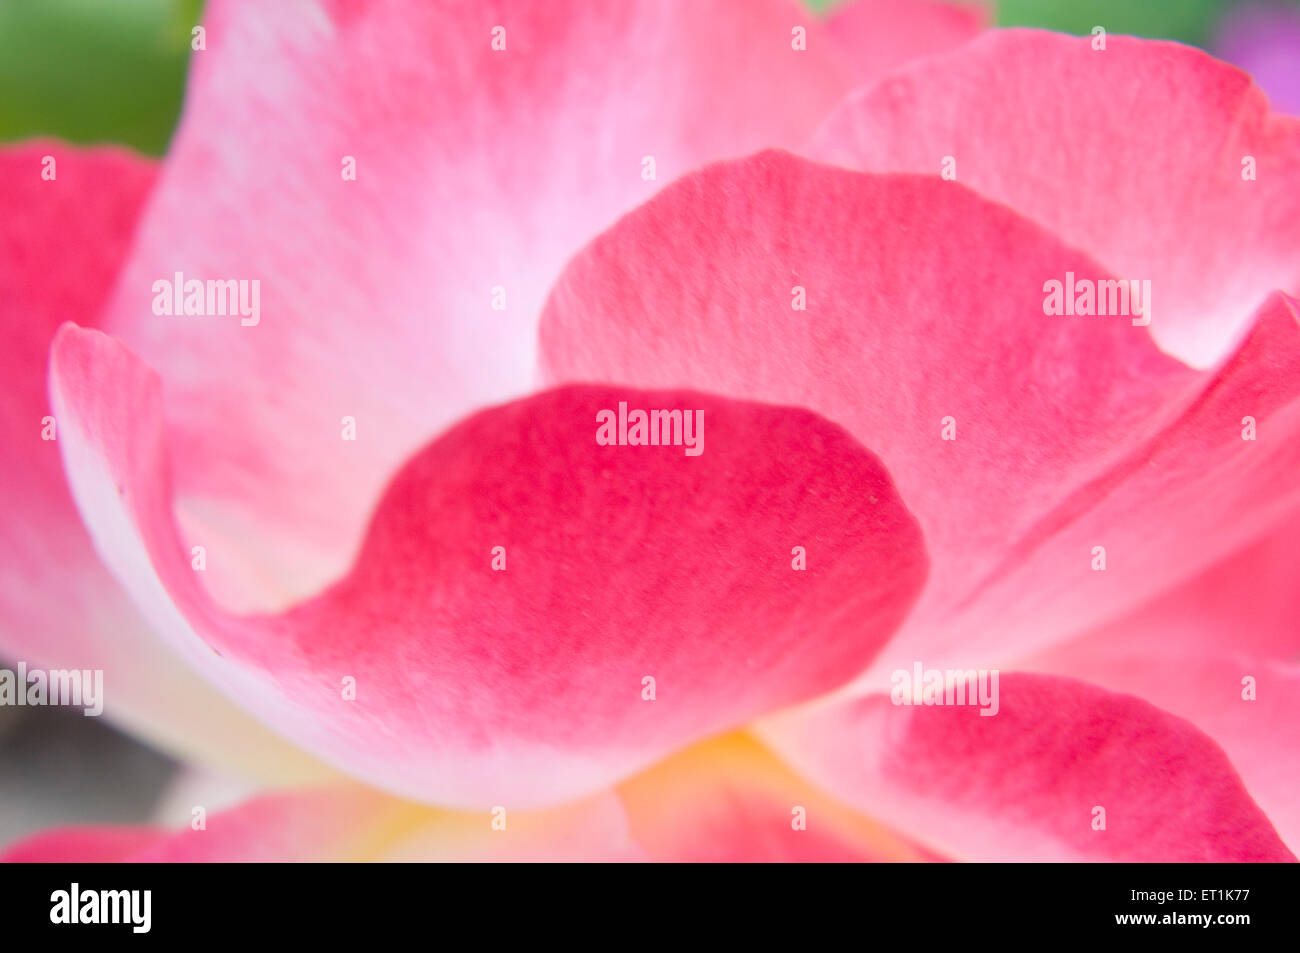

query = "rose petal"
[[1, 785, 640, 862], [825, 0, 988, 86], [759, 673, 1295, 861], [540, 149, 1300, 684], [98, 0, 861, 606], [810, 29, 1300, 368], [50, 324, 927, 808], [1024, 516, 1300, 851], [0, 142, 330, 783], [1031, 508, 1300, 663], [5, 738, 948, 863], [617, 732, 942, 861]]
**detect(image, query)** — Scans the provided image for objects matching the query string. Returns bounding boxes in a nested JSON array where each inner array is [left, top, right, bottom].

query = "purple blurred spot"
[[1215, 2, 1300, 115]]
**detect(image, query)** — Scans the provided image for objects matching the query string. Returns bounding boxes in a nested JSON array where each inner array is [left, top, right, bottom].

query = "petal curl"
[[541, 150, 1300, 684], [0, 142, 329, 783], [759, 674, 1295, 862], [50, 324, 927, 809], [810, 29, 1300, 368]]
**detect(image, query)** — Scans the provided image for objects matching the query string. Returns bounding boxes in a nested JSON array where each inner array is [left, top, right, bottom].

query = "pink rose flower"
[[1, 0, 1296, 862]]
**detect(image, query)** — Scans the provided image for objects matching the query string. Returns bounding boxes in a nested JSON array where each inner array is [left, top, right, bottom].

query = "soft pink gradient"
[[810, 29, 1300, 370], [540, 150, 1300, 690], [0, 143, 331, 781], [2, 2, 1296, 862], [91, 0, 874, 610]]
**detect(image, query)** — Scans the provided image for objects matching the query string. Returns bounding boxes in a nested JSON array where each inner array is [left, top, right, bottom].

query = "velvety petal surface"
[[810, 29, 1300, 368], [759, 674, 1295, 862], [540, 150, 1300, 689], [98, 0, 864, 608], [49, 323, 927, 809], [0, 142, 331, 783]]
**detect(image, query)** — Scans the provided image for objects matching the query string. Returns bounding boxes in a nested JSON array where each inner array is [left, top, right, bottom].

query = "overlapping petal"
[[1024, 514, 1300, 850], [48, 323, 927, 809], [539, 149, 1300, 686], [95, 0, 867, 607], [759, 673, 1295, 861], [8, 8, 1295, 868], [810, 29, 1300, 368], [1, 785, 641, 861], [0, 142, 330, 782]]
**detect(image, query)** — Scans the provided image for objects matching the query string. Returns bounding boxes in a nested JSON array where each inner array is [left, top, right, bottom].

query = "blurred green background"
[[0, 0, 203, 154], [0, 0, 1293, 155]]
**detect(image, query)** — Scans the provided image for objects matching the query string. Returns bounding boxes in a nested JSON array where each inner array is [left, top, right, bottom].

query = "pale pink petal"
[[617, 733, 943, 861], [760, 674, 1295, 862], [100, 0, 861, 607], [810, 29, 1300, 368], [1024, 516, 1300, 850], [2, 786, 641, 862], [826, 0, 988, 86], [374, 794, 643, 862], [0, 143, 331, 783], [5, 739, 948, 863], [49, 323, 927, 809], [540, 149, 1300, 686]]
